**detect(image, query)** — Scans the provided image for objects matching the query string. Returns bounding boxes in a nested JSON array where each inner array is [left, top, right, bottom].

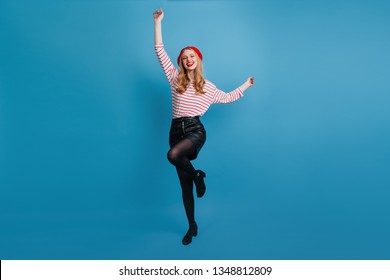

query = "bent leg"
[[168, 138, 207, 198], [167, 138, 197, 177]]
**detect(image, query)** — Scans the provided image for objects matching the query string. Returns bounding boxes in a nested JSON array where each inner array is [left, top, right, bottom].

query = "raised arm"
[[153, 8, 177, 84], [153, 8, 164, 45]]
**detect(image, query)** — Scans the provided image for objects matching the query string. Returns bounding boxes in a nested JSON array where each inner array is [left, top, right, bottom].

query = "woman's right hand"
[[153, 8, 164, 23]]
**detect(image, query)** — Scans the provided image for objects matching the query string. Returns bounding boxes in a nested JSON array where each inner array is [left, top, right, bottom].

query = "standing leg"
[[176, 167, 198, 245]]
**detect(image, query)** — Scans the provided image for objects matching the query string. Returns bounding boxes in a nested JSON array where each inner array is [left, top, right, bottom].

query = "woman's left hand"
[[247, 76, 254, 87]]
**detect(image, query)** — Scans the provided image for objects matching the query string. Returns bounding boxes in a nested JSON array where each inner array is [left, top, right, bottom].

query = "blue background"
[[1, 0, 389, 259]]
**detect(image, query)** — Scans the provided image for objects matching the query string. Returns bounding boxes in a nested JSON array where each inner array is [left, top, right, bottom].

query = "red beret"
[[177, 46, 203, 65]]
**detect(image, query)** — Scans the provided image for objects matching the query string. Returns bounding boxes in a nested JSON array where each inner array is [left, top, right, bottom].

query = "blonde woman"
[[153, 8, 254, 245]]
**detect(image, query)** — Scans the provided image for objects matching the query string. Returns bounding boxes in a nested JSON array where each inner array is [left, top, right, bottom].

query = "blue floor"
[[1, 142, 389, 259]]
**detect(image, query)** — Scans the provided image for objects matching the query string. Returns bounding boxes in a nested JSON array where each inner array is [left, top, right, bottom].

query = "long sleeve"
[[155, 44, 178, 85], [155, 47, 244, 118], [211, 83, 244, 104]]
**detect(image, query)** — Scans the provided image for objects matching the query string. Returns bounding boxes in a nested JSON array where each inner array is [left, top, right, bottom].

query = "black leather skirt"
[[169, 116, 206, 160]]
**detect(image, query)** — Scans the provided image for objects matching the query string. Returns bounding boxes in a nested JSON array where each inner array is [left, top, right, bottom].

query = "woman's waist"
[[170, 116, 204, 131], [172, 116, 200, 122]]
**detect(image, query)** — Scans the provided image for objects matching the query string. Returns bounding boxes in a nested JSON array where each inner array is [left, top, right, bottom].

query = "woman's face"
[[181, 49, 198, 71]]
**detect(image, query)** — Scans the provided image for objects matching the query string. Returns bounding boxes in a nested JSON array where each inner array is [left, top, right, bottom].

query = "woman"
[[153, 8, 254, 245]]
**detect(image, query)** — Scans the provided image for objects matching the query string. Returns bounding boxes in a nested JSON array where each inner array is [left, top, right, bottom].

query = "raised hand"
[[153, 8, 164, 23], [154, 8, 164, 45], [239, 76, 254, 92], [247, 76, 254, 87]]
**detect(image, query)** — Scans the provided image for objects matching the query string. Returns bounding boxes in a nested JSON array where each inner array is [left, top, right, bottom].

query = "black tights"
[[167, 139, 197, 226]]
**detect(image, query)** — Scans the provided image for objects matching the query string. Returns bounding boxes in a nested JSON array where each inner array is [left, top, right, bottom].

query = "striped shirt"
[[155, 44, 244, 119]]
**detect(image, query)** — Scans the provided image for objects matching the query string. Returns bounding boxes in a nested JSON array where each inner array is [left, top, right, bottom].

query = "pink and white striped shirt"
[[155, 44, 244, 119]]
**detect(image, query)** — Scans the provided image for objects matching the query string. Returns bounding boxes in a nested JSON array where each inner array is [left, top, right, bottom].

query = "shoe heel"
[[195, 170, 206, 198], [182, 225, 198, 245]]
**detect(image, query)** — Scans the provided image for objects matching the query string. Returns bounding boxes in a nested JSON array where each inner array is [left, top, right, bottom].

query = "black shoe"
[[194, 170, 206, 198], [182, 223, 198, 245]]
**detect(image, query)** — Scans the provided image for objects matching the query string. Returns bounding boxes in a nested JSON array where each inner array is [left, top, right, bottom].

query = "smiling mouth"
[[187, 62, 194, 67]]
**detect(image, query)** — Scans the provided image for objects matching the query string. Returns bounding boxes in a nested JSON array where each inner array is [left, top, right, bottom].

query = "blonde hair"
[[176, 49, 206, 94]]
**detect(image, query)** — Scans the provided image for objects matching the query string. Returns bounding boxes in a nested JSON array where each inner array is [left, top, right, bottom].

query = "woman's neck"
[[187, 71, 195, 81]]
